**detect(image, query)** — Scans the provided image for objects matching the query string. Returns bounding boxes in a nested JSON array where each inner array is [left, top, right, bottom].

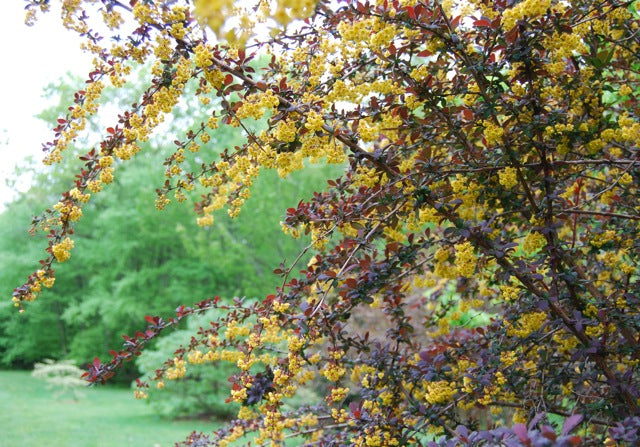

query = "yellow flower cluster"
[[52, 237, 74, 262], [369, 24, 397, 50], [449, 175, 484, 220], [236, 91, 280, 120], [329, 387, 349, 402], [522, 231, 546, 254], [305, 111, 325, 132], [274, 120, 298, 143], [69, 188, 90, 203], [54, 201, 83, 222], [165, 358, 186, 380], [193, 43, 213, 69], [133, 389, 148, 399], [100, 167, 114, 184], [500, 284, 520, 301], [507, 312, 547, 338], [590, 230, 618, 248], [483, 120, 505, 146], [502, 0, 551, 31], [338, 18, 375, 43], [499, 167, 518, 189], [322, 363, 347, 382], [44, 78, 105, 165], [454, 242, 476, 278], [197, 214, 214, 227], [225, 320, 251, 340], [500, 351, 518, 367], [359, 120, 378, 143], [424, 380, 456, 405], [353, 427, 400, 447], [218, 425, 244, 447]]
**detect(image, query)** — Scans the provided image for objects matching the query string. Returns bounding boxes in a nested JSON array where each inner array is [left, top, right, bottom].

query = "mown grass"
[[0, 370, 218, 447]]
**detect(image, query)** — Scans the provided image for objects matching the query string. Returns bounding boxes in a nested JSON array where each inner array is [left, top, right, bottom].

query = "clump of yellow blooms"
[[322, 362, 347, 382], [165, 358, 187, 380], [502, 0, 551, 31], [522, 231, 546, 254], [133, 389, 149, 399], [454, 242, 476, 278], [274, 120, 298, 143], [500, 284, 520, 302], [424, 380, 456, 405], [498, 167, 518, 189], [329, 386, 350, 402], [506, 312, 547, 338], [590, 230, 619, 248], [225, 320, 251, 340], [305, 111, 325, 132], [483, 120, 505, 146], [51, 237, 74, 263]]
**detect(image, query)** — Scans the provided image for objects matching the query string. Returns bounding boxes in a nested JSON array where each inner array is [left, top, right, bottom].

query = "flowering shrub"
[[14, 0, 640, 445]]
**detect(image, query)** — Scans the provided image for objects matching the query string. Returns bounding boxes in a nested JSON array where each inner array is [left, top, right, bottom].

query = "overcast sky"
[[0, 3, 92, 208]]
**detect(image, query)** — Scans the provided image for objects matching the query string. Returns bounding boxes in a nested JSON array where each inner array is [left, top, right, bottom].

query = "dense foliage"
[[13, 0, 640, 445]]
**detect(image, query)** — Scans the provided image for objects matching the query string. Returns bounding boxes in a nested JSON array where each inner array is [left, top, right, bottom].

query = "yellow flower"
[[499, 167, 518, 189]]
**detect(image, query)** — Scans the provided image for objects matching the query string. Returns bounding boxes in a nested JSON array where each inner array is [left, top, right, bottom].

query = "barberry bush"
[[14, 0, 640, 445]]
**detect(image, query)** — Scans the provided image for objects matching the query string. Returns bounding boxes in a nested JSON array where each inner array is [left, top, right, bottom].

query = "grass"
[[0, 370, 218, 447]]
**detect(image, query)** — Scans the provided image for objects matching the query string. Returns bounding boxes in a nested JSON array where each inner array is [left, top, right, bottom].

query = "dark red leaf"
[[474, 19, 492, 27], [541, 425, 557, 441], [345, 278, 357, 288]]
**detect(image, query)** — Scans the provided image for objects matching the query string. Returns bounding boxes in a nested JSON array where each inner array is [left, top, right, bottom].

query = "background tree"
[[12, 0, 640, 445]]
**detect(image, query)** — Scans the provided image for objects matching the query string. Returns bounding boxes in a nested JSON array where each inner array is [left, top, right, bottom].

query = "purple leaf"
[[528, 413, 545, 430], [513, 424, 529, 443], [562, 414, 583, 435]]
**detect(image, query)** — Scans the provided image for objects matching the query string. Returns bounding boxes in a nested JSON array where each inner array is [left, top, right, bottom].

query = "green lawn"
[[0, 370, 218, 447]]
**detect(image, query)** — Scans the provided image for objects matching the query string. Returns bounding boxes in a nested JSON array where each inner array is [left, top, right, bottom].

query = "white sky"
[[0, 3, 92, 209]]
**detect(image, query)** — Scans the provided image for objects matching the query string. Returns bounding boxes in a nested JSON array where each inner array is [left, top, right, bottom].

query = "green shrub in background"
[[136, 310, 240, 420]]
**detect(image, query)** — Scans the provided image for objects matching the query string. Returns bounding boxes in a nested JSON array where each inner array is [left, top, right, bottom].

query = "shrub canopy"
[[14, 0, 640, 445]]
